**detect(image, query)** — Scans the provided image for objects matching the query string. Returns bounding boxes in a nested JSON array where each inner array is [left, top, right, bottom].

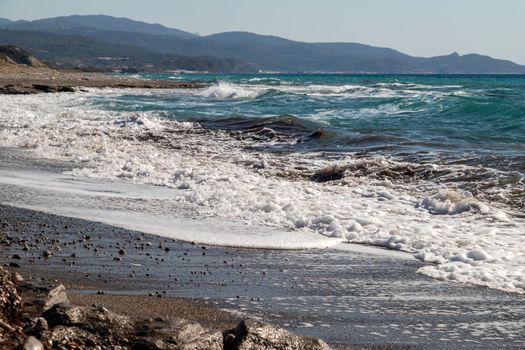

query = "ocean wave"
[[1, 89, 524, 294], [190, 82, 418, 100], [198, 114, 322, 134], [375, 82, 464, 90], [196, 81, 264, 99]]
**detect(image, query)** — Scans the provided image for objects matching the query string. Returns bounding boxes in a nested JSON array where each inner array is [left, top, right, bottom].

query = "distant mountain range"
[[1, 15, 524, 74]]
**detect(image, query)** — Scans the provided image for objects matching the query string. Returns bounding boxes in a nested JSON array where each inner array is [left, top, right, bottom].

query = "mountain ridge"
[[0, 29, 255, 73], [2, 15, 197, 39], [1, 15, 524, 74]]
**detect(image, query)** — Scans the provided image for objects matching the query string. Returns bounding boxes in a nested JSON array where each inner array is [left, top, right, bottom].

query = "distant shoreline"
[[0, 66, 204, 95], [2, 66, 525, 97]]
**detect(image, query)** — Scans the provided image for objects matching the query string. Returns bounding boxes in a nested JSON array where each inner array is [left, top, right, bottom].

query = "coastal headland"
[[0, 46, 203, 95]]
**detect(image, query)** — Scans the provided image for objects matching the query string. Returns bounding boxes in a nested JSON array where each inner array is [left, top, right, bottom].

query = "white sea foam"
[[0, 90, 524, 294], [197, 81, 263, 99], [186, 81, 435, 100]]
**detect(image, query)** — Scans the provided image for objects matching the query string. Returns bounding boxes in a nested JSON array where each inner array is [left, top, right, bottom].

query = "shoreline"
[[1, 204, 524, 349], [0, 67, 203, 94]]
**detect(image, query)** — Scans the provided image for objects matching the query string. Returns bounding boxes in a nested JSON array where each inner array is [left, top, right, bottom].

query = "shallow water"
[[0, 74, 524, 294]]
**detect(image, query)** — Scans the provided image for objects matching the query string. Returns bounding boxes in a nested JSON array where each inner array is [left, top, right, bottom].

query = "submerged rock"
[[312, 164, 346, 182]]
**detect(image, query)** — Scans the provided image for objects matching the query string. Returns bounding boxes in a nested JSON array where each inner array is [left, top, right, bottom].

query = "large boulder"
[[131, 321, 223, 350], [169, 322, 223, 350], [20, 281, 69, 315], [226, 319, 331, 350], [43, 304, 134, 339]]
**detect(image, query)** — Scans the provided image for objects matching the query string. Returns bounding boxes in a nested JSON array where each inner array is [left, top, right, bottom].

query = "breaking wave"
[[1, 73, 525, 295]]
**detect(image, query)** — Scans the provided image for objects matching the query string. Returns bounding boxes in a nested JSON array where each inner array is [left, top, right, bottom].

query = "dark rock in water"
[[22, 336, 44, 350], [312, 164, 346, 182], [309, 130, 325, 139], [226, 319, 331, 350], [42, 250, 53, 258], [298, 129, 325, 143], [32, 84, 54, 93], [31, 84, 75, 93], [56, 86, 75, 93], [0, 84, 75, 95], [9, 262, 20, 268]]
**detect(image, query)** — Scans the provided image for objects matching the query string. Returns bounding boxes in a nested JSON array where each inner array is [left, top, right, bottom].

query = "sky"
[[1, 0, 524, 64]]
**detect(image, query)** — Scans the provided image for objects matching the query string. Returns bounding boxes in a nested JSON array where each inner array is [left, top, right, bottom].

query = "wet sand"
[[69, 294, 241, 332], [1, 203, 524, 350]]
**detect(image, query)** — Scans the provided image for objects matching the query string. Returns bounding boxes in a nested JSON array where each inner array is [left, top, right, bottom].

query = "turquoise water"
[[99, 74, 525, 173]]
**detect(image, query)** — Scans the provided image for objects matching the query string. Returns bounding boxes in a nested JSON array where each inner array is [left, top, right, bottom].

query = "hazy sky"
[[1, 0, 524, 64]]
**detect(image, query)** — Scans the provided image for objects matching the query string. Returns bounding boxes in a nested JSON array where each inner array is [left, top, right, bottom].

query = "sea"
[[1, 73, 524, 294]]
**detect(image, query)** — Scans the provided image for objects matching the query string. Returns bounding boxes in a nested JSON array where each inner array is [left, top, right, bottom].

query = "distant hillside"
[[1, 15, 525, 74], [3, 15, 197, 39], [0, 45, 45, 67], [415, 52, 524, 74], [0, 18, 12, 26], [0, 29, 255, 73]]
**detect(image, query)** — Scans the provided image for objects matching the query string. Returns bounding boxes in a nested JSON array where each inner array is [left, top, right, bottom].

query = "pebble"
[[35, 317, 48, 332], [23, 336, 44, 350]]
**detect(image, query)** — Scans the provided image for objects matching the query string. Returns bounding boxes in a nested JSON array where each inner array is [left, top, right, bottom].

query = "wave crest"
[[197, 81, 262, 100]]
